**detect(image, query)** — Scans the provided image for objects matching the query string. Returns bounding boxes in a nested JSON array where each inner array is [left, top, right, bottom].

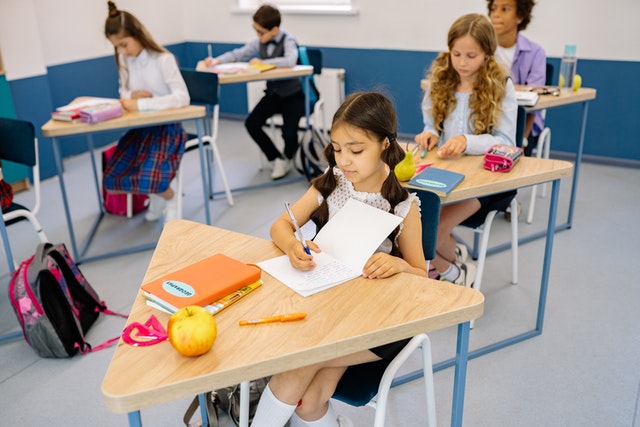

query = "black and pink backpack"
[[8, 243, 126, 358]]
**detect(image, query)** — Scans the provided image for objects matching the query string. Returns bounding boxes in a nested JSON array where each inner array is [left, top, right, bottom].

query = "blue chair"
[[178, 68, 234, 217], [0, 118, 49, 255], [526, 63, 554, 224], [1, 118, 48, 343], [332, 189, 440, 427]]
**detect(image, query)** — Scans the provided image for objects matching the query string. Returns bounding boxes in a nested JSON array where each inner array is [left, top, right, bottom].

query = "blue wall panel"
[[8, 42, 640, 180]]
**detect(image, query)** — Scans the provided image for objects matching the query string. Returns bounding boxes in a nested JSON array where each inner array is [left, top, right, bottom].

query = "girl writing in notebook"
[[251, 92, 427, 427], [414, 13, 517, 288], [103, 1, 189, 223]]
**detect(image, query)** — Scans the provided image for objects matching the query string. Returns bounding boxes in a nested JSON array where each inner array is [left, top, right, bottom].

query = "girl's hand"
[[362, 253, 405, 279], [248, 58, 263, 65], [205, 57, 220, 67], [437, 135, 467, 158], [287, 240, 319, 271], [414, 131, 439, 151], [131, 89, 152, 100], [120, 98, 138, 112]]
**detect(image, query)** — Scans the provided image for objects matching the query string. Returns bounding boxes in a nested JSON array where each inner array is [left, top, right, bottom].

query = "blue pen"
[[420, 147, 429, 159], [285, 202, 311, 255]]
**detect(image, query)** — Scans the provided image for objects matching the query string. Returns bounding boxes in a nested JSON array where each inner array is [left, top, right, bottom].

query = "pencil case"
[[483, 144, 524, 172], [80, 103, 123, 124]]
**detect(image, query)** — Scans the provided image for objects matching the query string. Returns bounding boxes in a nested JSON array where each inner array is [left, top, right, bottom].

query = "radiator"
[[246, 67, 346, 132]]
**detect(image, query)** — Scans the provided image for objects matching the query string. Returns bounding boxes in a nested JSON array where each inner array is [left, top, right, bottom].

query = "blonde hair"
[[427, 13, 508, 135]]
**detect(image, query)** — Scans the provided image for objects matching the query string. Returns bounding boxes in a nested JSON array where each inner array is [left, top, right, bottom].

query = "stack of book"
[[141, 253, 262, 315]]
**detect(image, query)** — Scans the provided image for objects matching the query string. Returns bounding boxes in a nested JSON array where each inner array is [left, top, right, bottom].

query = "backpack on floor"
[[8, 242, 127, 358], [296, 125, 329, 181], [101, 145, 149, 216]]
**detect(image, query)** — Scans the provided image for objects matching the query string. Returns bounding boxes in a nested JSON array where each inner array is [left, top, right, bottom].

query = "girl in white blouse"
[[103, 1, 189, 222]]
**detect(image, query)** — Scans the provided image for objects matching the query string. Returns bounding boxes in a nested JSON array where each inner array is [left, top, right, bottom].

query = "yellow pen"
[[239, 312, 307, 326]]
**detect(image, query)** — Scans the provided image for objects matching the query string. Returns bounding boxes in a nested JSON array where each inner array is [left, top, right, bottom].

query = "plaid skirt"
[[103, 124, 186, 194]]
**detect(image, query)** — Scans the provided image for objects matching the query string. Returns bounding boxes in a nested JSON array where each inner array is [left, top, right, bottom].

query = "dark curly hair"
[[487, 0, 536, 31]]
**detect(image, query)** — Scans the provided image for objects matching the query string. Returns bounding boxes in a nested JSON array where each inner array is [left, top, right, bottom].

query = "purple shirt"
[[511, 34, 547, 136]]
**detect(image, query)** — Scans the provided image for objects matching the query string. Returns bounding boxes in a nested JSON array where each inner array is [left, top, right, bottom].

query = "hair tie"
[[388, 133, 397, 144]]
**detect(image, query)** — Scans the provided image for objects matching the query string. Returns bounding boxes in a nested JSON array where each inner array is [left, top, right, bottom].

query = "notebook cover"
[[408, 167, 465, 196], [140, 253, 262, 311]]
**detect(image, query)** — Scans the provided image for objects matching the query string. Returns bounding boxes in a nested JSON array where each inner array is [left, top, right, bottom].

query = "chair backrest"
[[515, 105, 527, 148], [179, 68, 219, 106], [545, 63, 554, 86], [299, 47, 322, 75], [0, 118, 37, 167], [415, 189, 441, 262]]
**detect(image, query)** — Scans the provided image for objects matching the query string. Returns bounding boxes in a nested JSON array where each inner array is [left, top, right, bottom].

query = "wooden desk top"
[[523, 87, 597, 112], [102, 220, 484, 413], [195, 60, 313, 84], [407, 150, 573, 204], [41, 99, 206, 138]]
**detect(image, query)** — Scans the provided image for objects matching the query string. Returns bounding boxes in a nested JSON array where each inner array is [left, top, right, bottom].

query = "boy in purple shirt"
[[488, 0, 546, 156]]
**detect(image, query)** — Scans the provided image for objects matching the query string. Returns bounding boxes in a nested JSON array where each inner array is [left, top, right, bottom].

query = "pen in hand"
[[285, 202, 311, 255], [420, 147, 429, 159], [239, 313, 307, 326]]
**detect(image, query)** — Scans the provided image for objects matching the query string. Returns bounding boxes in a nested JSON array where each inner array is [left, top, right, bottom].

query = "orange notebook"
[[140, 253, 261, 312]]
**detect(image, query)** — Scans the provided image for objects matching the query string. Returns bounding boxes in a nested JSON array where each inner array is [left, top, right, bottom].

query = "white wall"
[[185, 0, 640, 61], [1, 0, 639, 81]]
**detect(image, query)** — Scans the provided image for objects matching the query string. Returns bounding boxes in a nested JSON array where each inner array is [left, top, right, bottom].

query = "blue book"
[[408, 167, 465, 196]]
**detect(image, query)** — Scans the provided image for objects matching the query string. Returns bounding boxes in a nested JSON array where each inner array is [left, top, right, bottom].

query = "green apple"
[[168, 305, 217, 357], [573, 74, 582, 91]]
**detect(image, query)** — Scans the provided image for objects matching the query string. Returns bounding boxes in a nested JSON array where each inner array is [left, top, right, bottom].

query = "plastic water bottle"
[[558, 44, 577, 94]]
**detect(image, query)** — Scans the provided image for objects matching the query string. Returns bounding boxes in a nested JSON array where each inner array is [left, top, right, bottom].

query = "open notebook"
[[258, 199, 403, 297]]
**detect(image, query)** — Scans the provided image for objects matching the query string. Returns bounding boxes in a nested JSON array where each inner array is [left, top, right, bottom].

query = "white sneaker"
[[455, 243, 468, 264], [145, 194, 167, 222], [271, 158, 292, 180], [164, 196, 179, 223], [337, 415, 354, 427]]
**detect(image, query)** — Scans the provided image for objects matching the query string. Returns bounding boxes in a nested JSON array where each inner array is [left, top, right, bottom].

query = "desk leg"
[[195, 118, 211, 225], [566, 101, 589, 229], [451, 321, 470, 427], [51, 137, 80, 260], [239, 380, 250, 427], [127, 411, 142, 427]]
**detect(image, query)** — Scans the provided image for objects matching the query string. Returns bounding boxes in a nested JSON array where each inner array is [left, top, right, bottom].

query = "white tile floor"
[[1, 119, 639, 426]]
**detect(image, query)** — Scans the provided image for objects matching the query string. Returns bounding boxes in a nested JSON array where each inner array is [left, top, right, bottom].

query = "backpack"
[[296, 125, 330, 181], [8, 242, 127, 358], [101, 145, 149, 216]]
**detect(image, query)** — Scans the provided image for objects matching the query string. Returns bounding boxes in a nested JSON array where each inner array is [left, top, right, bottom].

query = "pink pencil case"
[[80, 103, 123, 124], [483, 144, 523, 172]]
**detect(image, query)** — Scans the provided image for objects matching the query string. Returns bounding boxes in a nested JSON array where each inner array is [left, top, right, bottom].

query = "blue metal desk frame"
[[207, 67, 313, 198], [48, 112, 208, 263], [393, 178, 562, 394]]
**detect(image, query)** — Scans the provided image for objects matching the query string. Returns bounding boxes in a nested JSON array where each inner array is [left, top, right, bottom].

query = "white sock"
[[442, 263, 460, 282], [289, 412, 307, 427], [250, 384, 297, 427], [299, 401, 338, 427]]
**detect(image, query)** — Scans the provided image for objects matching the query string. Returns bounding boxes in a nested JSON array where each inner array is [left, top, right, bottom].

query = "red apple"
[[167, 305, 217, 357]]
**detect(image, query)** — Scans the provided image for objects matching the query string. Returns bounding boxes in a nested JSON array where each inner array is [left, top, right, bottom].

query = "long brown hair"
[[427, 14, 508, 135], [104, 2, 167, 88], [310, 92, 408, 256]]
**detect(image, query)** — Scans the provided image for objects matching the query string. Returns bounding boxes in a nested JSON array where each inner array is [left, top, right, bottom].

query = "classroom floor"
[[1, 118, 639, 427]]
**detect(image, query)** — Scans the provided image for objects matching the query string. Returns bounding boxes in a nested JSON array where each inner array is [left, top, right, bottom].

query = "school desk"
[[41, 101, 207, 263], [419, 81, 597, 250], [196, 61, 314, 192], [397, 151, 573, 384], [101, 220, 484, 427]]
